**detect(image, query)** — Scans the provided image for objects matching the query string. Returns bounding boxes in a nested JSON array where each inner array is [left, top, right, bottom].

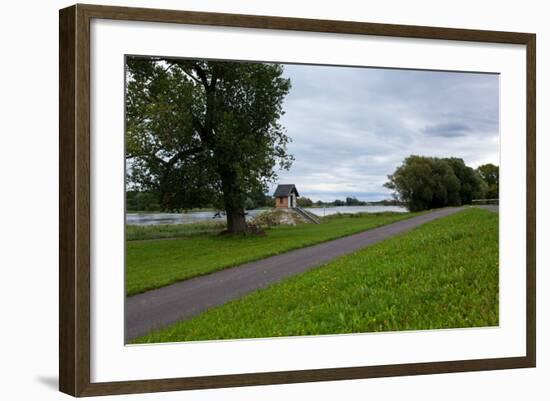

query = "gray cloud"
[[270, 64, 499, 202], [423, 122, 471, 137]]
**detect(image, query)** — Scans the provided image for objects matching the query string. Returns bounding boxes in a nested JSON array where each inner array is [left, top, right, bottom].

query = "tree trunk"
[[226, 208, 247, 233], [220, 167, 248, 234], [201, 74, 248, 234]]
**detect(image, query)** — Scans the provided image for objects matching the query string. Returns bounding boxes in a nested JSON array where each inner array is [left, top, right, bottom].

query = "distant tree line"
[[384, 155, 499, 211], [330, 197, 367, 207], [367, 199, 403, 206], [127, 191, 399, 212], [127, 188, 277, 212], [297, 197, 314, 207], [244, 190, 276, 209], [296, 196, 402, 208], [126, 190, 160, 212]]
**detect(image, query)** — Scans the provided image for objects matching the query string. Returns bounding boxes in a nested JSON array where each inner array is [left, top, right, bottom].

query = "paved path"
[[125, 207, 465, 341]]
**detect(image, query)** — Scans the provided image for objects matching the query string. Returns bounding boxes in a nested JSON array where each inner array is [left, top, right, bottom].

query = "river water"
[[126, 205, 407, 226]]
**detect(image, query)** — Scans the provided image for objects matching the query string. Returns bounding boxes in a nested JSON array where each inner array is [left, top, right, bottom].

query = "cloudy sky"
[[269, 64, 500, 202]]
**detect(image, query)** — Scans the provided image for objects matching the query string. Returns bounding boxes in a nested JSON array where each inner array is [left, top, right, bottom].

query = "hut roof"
[[274, 184, 299, 197]]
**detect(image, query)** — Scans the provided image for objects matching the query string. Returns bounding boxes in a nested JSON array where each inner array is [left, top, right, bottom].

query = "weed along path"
[[125, 207, 465, 341]]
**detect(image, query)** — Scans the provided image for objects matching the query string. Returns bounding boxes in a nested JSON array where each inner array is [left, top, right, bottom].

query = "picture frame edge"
[[59, 4, 77, 397], [59, 3, 537, 397]]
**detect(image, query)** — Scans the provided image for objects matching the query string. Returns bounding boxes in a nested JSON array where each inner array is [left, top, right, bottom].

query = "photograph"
[[124, 56, 500, 344]]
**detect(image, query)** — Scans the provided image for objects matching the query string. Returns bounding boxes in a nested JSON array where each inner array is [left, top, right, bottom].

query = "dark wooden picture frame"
[[59, 3, 536, 397]]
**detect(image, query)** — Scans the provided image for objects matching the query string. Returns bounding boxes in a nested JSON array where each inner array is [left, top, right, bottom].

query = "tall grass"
[[127, 220, 226, 241]]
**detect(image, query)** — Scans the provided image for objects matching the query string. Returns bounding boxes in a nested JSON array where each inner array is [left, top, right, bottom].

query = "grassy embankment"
[[127, 220, 226, 241], [126, 211, 422, 296], [132, 208, 498, 343]]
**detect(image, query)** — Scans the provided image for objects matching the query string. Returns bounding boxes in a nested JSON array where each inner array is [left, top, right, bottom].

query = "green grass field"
[[126, 212, 421, 296], [132, 208, 498, 343]]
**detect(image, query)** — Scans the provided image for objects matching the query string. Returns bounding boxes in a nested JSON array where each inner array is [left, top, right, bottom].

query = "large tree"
[[443, 157, 486, 204], [384, 155, 461, 211], [125, 57, 293, 233], [385, 155, 493, 211], [476, 163, 499, 199]]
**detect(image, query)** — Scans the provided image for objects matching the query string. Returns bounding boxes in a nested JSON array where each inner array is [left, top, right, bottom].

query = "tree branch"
[[192, 63, 210, 90], [166, 145, 204, 166], [211, 65, 219, 89], [177, 65, 202, 85], [147, 57, 203, 86], [128, 144, 203, 163]]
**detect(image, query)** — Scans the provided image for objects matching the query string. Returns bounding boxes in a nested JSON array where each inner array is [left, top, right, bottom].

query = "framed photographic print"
[[59, 4, 536, 397]]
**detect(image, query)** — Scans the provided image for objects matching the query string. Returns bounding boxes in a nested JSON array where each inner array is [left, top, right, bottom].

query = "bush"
[[250, 209, 308, 227]]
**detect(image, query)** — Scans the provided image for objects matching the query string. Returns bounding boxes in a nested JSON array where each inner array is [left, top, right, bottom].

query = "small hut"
[[274, 184, 299, 208]]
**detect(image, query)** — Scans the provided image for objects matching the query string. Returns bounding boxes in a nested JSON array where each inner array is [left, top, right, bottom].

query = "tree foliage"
[[345, 197, 367, 206], [125, 57, 293, 232], [443, 157, 487, 204], [476, 163, 499, 199], [244, 190, 275, 210], [297, 197, 313, 207], [385, 155, 491, 211], [126, 190, 160, 212]]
